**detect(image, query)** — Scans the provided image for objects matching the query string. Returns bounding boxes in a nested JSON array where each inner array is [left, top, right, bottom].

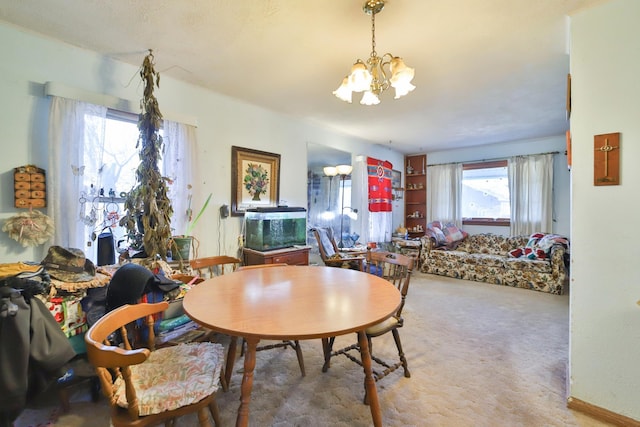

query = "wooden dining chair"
[[311, 227, 364, 271], [189, 255, 241, 278], [224, 263, 306, 387], [235, 263, 288, 271], [321, 250, 414, 403], [84, 301, 224, 427]]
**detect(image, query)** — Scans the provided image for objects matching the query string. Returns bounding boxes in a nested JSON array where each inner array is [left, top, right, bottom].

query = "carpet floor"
[[14, 273, 614, 426]]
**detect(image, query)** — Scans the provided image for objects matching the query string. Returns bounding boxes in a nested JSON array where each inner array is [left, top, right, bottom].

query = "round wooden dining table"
[[183, 265, 401, 427]]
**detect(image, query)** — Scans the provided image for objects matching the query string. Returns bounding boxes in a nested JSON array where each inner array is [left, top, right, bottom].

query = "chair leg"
[[225, 336, 239, 389], [219, 368, 228, 392], [321, 337, 335, 372], [391, 329, 410, 378], [197, 407, 211, 427], [209, 399, 221, 427], [293, 340, 306, 376]]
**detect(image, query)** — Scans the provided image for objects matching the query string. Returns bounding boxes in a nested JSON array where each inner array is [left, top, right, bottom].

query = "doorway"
[[307, 143, 351, 264]]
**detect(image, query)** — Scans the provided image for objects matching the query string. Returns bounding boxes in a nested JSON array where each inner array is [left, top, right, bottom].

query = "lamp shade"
[[360, 90, 381, 106], [323, 166, 338, 177], [336, 164, 353, 175], [348, 60, 372, 93], [333, 77, 353, 103], [389, 57, 416, 99]]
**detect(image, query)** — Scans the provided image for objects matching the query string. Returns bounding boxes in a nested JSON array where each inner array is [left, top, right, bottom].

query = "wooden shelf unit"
[[404, 154, 427, 238]]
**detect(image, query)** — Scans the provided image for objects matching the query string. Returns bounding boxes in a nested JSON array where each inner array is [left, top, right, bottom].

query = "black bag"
[[97, 228, 115, 266]]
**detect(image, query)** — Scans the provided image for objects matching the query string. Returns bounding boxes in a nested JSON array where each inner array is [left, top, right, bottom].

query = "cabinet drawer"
[[272, 251, 308, 265], [243, 247, 310, 266]]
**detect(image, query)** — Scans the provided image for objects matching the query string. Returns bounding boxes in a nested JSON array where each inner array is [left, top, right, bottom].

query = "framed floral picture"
[[231, 146, 281, 216]]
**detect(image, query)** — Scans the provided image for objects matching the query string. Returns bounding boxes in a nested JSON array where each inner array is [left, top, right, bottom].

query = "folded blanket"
[[509, 233, 569, 260]]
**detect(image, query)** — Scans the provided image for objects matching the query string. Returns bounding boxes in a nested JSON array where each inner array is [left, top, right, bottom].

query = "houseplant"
[[120, 50, 173, 260], [170, 191, 212, 261]]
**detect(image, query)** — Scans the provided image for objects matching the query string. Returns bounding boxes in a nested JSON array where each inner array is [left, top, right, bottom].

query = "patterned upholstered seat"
[[85, 301, 223, 426]]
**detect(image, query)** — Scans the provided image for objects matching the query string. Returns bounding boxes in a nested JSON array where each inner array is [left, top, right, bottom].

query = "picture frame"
[[231, 146, 281, 216], [391, 169, 403, 201], [391, 169, 402, 189]]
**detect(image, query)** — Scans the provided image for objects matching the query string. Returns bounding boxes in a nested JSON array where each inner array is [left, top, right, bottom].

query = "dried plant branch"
[[120, 49, 173, 259]]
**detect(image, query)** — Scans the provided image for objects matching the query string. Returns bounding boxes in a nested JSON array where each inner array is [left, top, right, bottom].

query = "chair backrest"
[[236, 263, 288, 271], [365, 250, 413, 317], [312, 227, 339, 261], [190, 255, 241, 278], [85, 302, 168, 419]]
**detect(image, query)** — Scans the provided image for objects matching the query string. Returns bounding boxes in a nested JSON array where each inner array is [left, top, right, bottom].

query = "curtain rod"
[[426, 150, 562, 167], [44, 81, 199, 127]]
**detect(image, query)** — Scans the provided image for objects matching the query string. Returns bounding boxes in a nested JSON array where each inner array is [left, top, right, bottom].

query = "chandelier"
[[333, 0, 415, 106]]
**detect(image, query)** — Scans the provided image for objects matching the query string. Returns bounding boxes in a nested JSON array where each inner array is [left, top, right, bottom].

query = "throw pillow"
[[442, 223, 465, 244], [430, 227, 447, 246], [429, 221, 443, 230]]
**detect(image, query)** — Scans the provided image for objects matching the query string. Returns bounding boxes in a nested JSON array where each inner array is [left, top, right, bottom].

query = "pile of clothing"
[[0, 259, 76, 427]]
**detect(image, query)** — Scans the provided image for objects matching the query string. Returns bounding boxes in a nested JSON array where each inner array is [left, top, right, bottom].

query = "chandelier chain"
[[370, 10, 377, 58]]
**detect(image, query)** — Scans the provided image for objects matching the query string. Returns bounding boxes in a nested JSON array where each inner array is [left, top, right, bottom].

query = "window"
[[461, 160, 510, 226], [80, 110, 147, 262], [83, 110, 140, 198]]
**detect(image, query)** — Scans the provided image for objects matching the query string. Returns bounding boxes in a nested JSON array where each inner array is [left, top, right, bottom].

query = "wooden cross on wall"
[[594, 132, 620, 186]]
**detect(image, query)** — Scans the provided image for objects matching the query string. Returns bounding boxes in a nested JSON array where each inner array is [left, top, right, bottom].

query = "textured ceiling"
[[0, 0, 606, 154]]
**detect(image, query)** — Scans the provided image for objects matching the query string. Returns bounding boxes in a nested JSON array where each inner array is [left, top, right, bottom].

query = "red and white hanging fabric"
[[367, 157, 393, 212]]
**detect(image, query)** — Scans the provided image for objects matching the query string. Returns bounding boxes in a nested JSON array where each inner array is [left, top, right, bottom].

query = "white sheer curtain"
[[48, 96, 107, 248], [163, 120, 196, 237], [508, 153, 553, 235], [426, 163, 463, 227], [48, 98, 195, 251], [352, 156, 393, 244]]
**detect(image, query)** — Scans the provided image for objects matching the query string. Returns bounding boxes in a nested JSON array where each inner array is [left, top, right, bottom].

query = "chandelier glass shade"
[[333, 0, 415, 106]]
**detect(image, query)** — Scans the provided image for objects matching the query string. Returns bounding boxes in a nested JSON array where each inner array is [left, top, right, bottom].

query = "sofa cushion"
[[465, 253, 505, 268], [457, 233, 505, 254], [503, 257, 552, 274], [429, 249, 467, 261]]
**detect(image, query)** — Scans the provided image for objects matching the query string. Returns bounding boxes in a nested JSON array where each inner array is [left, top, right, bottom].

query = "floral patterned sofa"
[[419, 230, 569, 294]]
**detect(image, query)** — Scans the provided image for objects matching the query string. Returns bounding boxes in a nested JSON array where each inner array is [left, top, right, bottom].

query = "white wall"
[[426, 136, 571, 237], [570, 0, 640, 421], [0, 22, 402, 263]]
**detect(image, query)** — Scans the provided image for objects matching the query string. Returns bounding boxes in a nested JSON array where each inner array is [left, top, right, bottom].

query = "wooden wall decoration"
[[594, 133, 620, 186], [14, 165, 46, 208]]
